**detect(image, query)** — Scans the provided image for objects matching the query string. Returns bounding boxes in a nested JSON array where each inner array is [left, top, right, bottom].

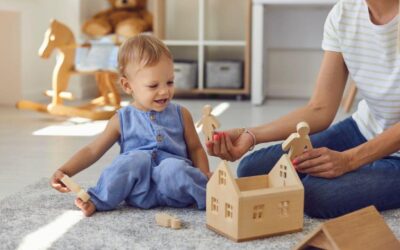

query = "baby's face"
[[124, 55, 175, 112]]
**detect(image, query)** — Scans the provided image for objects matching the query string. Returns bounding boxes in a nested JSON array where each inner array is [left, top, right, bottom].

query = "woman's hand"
[[50, 169, 70, 192], [293, 147, 353, 178], [206, 128, 254, 161]]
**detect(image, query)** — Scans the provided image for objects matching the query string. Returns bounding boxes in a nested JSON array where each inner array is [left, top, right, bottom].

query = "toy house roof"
[[211, 160, 240, 194], [295, 206, 400, 250], [268, 154, 303, 188]]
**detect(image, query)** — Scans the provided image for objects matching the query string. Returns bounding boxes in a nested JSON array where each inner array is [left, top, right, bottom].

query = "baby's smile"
[[154, 98, 168, 105]]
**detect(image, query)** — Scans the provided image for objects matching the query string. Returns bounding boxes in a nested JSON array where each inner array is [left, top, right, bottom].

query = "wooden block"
[[155, 213, 171, 227], [294, 206, 400, 250], [155, 213, 181, 229], [60, 175, 90, 202], [170, 218, 182, 229], [77, 189, 90, 203], [61, 175, 81, 193]]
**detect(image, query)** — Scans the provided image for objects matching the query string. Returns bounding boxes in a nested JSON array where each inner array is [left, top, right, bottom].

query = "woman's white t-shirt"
[[322, 0, 400, 156]]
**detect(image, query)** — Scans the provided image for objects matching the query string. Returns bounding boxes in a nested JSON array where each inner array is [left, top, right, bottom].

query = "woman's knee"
[[237, 144, 283, 177], [303, 177, 343, 219]]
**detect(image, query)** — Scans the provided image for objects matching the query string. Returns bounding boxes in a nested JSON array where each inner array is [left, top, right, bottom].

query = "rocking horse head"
[[38, 19, 76, 59]]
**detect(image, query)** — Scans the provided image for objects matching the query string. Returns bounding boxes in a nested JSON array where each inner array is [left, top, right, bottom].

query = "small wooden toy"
[[195, 105, 221, 141], [295, 206, 400, 250], [155, 213, 182, 229], [282, 121, 313, 161], [60, 175, 90, 202], [206, 156, 304, 242]]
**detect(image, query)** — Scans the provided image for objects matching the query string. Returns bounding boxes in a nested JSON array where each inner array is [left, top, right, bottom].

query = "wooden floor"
[[0, 98, 348, 201]]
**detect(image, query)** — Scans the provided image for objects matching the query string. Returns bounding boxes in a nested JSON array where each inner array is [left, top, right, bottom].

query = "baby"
[[51, 35, 211, 216]]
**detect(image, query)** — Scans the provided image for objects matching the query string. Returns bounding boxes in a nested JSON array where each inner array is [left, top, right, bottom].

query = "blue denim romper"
[[88, 103, 208, 211]]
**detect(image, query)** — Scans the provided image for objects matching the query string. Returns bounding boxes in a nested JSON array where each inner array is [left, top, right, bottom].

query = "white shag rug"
[[1, 179, 399, 250]]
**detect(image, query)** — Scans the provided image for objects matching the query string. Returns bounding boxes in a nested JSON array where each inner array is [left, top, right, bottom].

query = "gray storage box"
[[174, 61, 197, 90], [206, 60, 243, 89]]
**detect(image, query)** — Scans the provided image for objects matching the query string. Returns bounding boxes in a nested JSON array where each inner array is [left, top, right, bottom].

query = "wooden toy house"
[[206, 154, 304, 242], [295, 206, 400, 250]]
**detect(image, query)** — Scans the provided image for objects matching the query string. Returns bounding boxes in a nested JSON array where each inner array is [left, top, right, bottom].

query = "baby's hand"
[[50, 169, 70, 193]]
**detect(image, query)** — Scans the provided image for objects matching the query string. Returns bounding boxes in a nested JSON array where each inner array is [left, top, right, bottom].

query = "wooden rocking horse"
[[17, 19, 121, 120]]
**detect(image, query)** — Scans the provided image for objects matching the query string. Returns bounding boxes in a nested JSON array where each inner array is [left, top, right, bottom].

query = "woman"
[[207, 0, 400, 219]]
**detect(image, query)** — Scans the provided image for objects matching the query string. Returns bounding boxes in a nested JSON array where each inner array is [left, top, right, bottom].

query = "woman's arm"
[[295, 122, 400, 178], [347, 123, 400, 168], [181, 106, 211, 177], [251, 51, 348, 143], [51, 114, 121, 192], [208, 51, 349, 161]]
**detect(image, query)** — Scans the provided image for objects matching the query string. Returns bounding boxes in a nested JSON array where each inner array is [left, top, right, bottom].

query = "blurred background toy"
[[82, 0, 153, 39]]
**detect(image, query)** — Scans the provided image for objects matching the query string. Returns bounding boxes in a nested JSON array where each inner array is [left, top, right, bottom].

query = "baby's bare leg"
[[75, 198, 96, 217]]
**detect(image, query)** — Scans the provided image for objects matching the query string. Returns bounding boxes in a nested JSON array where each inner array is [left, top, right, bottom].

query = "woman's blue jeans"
[[237, 117, 400, 218]]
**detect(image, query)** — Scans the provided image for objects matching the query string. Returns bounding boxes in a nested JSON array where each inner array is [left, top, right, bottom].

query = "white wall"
[[0, 10, 21, 105], [263, 5, 332, 98], [267, 49, 323, 98]]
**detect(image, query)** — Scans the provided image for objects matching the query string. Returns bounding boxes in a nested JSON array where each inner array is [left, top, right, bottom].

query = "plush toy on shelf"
[[82, 0, 153, 39]]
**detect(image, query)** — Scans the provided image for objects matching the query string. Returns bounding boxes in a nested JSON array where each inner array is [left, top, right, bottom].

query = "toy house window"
[[279, 164, 287, 178], [218, 170, 227, 185], [211, 197, 219, 212], [225, 203, 233, 219], [279, 201, 290, 217], [253, 204, 264, 220]]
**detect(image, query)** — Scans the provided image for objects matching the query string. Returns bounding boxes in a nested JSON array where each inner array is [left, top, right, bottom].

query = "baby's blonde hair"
[[118, 34, 173, 77]]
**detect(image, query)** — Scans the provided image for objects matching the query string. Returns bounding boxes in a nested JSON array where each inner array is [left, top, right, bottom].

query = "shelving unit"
[[153, 0, 251, 98]]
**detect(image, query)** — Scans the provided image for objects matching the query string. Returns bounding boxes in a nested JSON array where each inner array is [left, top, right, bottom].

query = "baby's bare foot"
[[75, 198, 96, 217]]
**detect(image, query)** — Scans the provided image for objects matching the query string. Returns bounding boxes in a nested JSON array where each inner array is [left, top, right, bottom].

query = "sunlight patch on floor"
[[17, 210, 84, 250], [33, 117, 107, 136]]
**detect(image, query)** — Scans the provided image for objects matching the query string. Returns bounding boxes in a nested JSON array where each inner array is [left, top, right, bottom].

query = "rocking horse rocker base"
[[17, 98, 117, 121], [17, 19, 121, 120]]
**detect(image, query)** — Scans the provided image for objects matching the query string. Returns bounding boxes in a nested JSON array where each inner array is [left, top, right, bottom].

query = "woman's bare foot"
[[75, 198, 96, 217]]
